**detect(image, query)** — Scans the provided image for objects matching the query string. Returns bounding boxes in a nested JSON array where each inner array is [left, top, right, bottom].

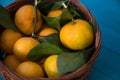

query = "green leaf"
[[68, 7, 83, 19], [40, 33, 61, 46], [27, 42, 63, 61], [0, 5, 18, 31], [42, 15, 61, 30], [42, 8, 74, 30], [57, 46, 95, 75], [37, 1, 64, 15], [81, 46, 95, 61], [57, 52, 86, 75], [37, 2, 53, 15], [39, 33, 70, 52], [50, 1, 64, 11], [60, 8, 73, 26]]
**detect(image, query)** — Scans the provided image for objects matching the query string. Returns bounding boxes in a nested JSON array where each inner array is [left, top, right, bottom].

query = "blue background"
[[0, 0, 120, 80]]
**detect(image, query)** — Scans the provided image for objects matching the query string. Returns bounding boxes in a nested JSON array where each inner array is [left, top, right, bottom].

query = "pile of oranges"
[[0, 2, 94, 78]]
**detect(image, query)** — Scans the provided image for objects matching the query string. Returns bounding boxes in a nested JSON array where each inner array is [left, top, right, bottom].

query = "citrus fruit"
[[14, 5, 43, 35], [44, 55, 59, 78], [60, 19, 94, 50], [39, 27, 58, 36], [47, 9, 62, 17], [16, 61, 44, 78], [13, 37, 40, 61], [0, 29, 22, 54], [3, 55, 21, 71]]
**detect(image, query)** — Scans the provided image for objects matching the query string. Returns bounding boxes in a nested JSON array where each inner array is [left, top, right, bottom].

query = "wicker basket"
[[0, 0, 101, 80]]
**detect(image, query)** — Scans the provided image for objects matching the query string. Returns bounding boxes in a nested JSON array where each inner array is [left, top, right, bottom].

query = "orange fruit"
[[13, 37, 40, 61], [0, 29, 22, 54], [15, 5, 43, 35], [44, 55, 59, 78], [47, 9, 62, 17], [60, 19, 94, 50], [16, 61, 44, 78], [3, 55, 21, 71], [39, 27, 58, 36]]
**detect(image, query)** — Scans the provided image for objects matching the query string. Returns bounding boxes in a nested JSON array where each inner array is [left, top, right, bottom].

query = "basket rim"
[[0, 0, 101, 79]]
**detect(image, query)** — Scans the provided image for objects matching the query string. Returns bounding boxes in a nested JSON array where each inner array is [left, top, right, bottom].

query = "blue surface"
[[80, 0, 120, 80], [0, 0, 120, 80]]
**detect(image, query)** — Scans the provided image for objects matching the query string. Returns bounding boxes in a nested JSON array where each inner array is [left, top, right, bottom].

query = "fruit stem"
[[62, 1, 75, 24], [62, 2, 67, 9], [32, 0, 38, 38], [62, 0, 71, 8], [71, 18, 76, 25]]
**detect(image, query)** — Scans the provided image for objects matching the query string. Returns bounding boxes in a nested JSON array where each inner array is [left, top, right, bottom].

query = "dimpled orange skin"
[[13, 37, 40, 61], [16, 61, 44, 78], [60, 19, 94, 50], [15, 5, 43, 35], [47, 9, 62, 17], [3, 55, 21, 71], [0, 29, 22, 54], [44, 55, 59, 78], [39, 27, 58, 36]]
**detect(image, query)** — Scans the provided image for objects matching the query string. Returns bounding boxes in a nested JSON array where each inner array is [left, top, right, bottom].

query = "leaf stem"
[[62, 2, 67, 9], [62, 1, 75, 24], [32, 0, 38, 37], [71, 18, 76, 25]]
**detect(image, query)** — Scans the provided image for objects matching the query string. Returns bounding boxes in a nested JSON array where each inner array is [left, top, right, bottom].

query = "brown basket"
[[0, 0, 101, 80]]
